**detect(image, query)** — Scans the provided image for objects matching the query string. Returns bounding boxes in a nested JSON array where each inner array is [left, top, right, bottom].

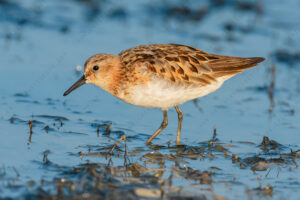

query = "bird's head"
[[63, 54, 120, 96]]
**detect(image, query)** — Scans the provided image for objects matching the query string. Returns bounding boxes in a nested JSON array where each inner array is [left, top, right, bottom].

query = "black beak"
[[63, 75, 86, 96]]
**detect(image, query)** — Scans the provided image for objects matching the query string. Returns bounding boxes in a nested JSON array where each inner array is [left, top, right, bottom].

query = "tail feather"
[[210, 57, 265, 72]]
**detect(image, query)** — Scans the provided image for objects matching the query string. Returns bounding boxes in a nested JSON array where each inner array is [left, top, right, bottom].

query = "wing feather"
[[119, 44, 265, 86]]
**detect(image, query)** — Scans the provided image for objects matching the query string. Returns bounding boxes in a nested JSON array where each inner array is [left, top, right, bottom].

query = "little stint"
[[64, 44, 265, 144]]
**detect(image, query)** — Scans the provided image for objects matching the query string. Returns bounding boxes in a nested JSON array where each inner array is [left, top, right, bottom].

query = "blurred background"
[[0, 0, 300, 199]]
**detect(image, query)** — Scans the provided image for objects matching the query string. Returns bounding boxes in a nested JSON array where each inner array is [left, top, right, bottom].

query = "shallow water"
[[1, 0, 300, 199]]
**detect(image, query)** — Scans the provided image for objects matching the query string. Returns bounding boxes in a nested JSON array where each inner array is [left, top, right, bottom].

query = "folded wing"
[[119, 44, 265, 86]]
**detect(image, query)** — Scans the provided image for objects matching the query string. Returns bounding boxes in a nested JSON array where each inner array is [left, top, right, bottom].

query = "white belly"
[[120, 76, 232, 109]]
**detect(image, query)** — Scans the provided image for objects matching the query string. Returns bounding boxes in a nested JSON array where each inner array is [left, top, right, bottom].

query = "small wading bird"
[[64, 44, 265, 144]]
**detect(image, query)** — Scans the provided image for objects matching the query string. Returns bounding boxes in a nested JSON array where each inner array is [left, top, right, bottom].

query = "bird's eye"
[[93, 65, 99, 71]]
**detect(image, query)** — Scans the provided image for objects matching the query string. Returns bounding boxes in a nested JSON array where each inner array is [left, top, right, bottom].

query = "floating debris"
[[259, 136, 281, 151], [273, 49, 300, 65], [28, 120, 33, 143], [268, 63, 276, 114], [33, 115, 69, 121]]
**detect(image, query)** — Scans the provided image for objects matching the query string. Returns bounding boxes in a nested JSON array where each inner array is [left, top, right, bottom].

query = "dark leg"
[[175, 106, 183, 145], [146, 110, 168, 144], [108, 135, 127, 156]]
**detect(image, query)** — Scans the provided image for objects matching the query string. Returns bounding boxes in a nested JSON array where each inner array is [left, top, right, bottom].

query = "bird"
[[63, 44, 265, 145]]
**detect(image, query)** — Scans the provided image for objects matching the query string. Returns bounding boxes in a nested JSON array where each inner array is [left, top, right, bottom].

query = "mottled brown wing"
[[119, 44, 265, 85]]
